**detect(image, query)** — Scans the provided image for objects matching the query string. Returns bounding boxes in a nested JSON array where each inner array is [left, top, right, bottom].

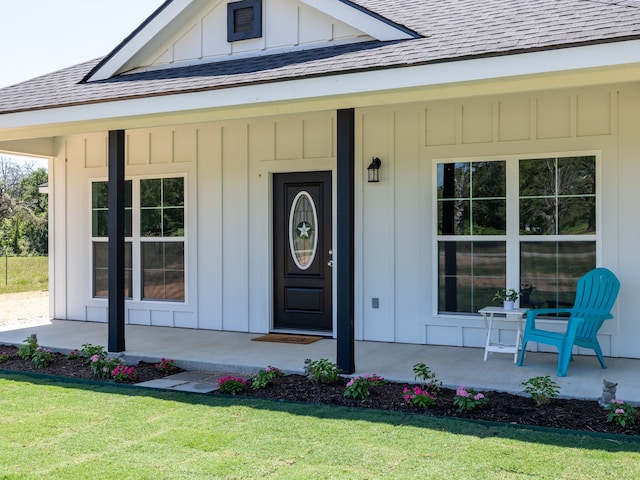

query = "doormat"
[[251, 334, 324, 345]]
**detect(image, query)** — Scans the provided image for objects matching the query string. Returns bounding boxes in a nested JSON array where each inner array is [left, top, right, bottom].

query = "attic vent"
[[227, 0, 262, 42]]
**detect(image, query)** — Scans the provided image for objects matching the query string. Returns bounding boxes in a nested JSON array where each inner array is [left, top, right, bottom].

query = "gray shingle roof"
[[2, 0, 640, 114]]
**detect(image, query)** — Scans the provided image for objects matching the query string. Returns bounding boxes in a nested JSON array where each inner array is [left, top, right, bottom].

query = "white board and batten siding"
[[54, 112, 335, 334], [356, 84, 637, 359], [53, 83, 640, 359]]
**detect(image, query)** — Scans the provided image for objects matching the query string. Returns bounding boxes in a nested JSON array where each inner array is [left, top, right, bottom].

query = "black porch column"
[[108, 130, 126, 352], [336, 108, 355, 374]]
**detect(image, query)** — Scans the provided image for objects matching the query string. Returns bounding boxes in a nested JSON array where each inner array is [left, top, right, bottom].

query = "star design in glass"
[[297, 222, 312, 239]]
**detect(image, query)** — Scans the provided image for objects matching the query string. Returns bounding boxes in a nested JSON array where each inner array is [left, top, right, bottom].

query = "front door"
[[273, 171, 332, 332]]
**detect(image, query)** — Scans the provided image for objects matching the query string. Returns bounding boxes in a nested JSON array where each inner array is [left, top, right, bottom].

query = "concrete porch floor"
[[1, 319, 639, 404]]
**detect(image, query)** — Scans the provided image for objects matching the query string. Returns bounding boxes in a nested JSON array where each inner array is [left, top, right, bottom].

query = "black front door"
[[273, 171, 332, 332]]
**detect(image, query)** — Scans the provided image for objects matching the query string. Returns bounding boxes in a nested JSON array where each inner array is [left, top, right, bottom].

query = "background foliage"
[[0, 155, 48, 256]]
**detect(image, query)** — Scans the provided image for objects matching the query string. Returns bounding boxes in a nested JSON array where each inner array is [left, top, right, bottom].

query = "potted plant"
[[493, 288, 519, 311]]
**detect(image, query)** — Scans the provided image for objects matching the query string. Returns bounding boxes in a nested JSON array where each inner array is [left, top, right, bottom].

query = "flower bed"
[[1, 344, 638, 438]]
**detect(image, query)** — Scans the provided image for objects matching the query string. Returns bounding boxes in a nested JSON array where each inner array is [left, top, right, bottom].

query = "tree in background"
[[0, 156, 48, 256]]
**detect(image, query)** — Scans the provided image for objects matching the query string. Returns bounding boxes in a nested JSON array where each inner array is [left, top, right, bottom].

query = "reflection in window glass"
[[93, 242, 133, 298], [91, 176, 185, 302], [520, 241, 595, 309], [438, 241, 506, 313], [519, 156, 595, 235], [437, 161, 506, 235], [141, 177, 184, 237], [436, 155, 597, 315], [91, 181, 132, 237], [142, 242, 185, 301]]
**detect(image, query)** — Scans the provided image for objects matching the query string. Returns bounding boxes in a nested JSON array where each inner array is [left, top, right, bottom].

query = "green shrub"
[[521, 376, 560, 407], [17, 335, 38, 360], [306, 358, 341, 384]]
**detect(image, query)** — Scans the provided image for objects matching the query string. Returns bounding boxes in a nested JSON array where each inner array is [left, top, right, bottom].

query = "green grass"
[[0, 256, 47, 294], [0, 375, 639, 479]]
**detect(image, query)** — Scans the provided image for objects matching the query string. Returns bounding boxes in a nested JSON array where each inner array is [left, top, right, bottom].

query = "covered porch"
[[1, 319, 639, 404]]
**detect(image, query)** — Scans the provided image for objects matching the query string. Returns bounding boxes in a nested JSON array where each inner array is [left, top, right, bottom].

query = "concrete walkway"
[[1, 319, 639, 403]]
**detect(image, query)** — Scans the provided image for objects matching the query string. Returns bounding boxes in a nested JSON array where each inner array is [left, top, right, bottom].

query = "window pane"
[[165, 271, 185, 301], [92, 180, 132, 237], [472, 200, 506, 234], [164, 242, 185, 269], [519, 158, 555, 196], [163, 208, 185, 237], [557, 156, 595, 195], [438, 200, 470, 235], [141, 209, 162, 237], [142, 242, 185, 301], [471, 161, 505, 198], [520, 156, 595, 236], [92, 210, 109, 237], [438, 161, 505, 236], [520, 198, 555, 235], [142, 241, 164, 269], [94, 242, 108, 268], [92, 242, 132, 298], [141, 178, 161, 207], [520, 241, 595, 309], [163, 177, 184, 206], [142, 270, 165, 300], [94, 270, 108, 298], [140, 178, 184, 237], [92, 182, 108, 208], [438, 241, 506, 313], [437, 163, 470, 199], [558, 197, 595, 235]]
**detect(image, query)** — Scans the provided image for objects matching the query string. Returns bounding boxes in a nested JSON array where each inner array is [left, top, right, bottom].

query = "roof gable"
[[86, 0, 417, 82]]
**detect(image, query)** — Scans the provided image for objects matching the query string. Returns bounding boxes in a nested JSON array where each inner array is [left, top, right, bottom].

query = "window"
[[140, 177, 185, 301], [91, 181, 133, 298], [91, 177, 185, 302], [436, 155, 596, 314], [227, 0, 262, 42]]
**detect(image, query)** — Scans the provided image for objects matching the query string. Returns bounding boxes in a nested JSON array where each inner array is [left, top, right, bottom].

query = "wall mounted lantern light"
[[367, 157, 382, 183]]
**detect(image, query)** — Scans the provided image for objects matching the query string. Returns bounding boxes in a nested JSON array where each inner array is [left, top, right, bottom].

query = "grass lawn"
[[0, 256, 47, 294], [0, 375, 639, 479]]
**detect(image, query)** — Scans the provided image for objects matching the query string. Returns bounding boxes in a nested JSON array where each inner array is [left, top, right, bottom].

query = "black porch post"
[[336, 108, 355, 374], [108, 130, 126, 352]]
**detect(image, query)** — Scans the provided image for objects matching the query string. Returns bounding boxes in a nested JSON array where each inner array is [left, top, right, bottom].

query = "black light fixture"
[[367, 157, 382, 183]]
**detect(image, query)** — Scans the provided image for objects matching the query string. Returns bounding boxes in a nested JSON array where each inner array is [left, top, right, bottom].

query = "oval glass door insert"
[[288, 191, 318, 270]]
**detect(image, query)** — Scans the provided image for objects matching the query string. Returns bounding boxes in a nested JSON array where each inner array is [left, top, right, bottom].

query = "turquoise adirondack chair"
[[517, 268, 620, 377]]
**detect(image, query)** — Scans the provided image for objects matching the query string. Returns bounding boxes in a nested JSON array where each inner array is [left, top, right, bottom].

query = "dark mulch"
[[1, 345, 638, 437], [0, 345, 181, 384], [240, 375, 640, 437]]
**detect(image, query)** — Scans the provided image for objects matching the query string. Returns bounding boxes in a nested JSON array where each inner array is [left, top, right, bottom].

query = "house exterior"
[[1, 0, 640, 371]]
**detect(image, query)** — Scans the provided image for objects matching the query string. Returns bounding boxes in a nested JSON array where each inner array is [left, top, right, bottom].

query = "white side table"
[[478, 306, 528, 363]]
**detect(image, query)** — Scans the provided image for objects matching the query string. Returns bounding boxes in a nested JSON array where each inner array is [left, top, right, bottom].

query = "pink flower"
[[346, 378, 355, 387], [615, 408, 625, 414], [612, 399, 625, 405], [456, 386, 470, 397], [474, 393, 485, 401], [90, 354, 100, 362]]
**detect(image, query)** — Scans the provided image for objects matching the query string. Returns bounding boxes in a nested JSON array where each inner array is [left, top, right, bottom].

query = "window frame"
[[432, 151, 602, 318], [90, 174, 187, 304]]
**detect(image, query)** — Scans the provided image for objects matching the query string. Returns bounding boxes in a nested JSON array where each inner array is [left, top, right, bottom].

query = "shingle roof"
[[2, 0, 640, 115]]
